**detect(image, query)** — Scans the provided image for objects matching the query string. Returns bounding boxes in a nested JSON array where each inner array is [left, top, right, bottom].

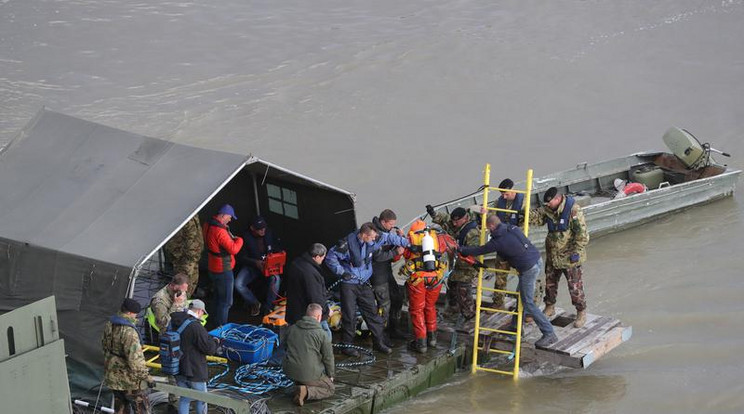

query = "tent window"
[[267, 184, 299, 219]]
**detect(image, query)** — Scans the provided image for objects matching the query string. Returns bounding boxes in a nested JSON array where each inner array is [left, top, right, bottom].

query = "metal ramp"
[[471, 165, 534, 379]]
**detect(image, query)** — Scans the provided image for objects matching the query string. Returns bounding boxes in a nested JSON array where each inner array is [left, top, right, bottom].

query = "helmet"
[[614, 178, 627, 191], [410, 219, 427, 233]]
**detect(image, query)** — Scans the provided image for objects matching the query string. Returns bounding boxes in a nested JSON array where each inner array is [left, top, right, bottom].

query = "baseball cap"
[[217, 204, 237, 220], [189, 299, 208, 315], [252, 216, 267, 230]]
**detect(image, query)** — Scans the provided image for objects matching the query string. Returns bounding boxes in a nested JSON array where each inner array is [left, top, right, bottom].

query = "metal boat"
[[413, 127, 740, 249]]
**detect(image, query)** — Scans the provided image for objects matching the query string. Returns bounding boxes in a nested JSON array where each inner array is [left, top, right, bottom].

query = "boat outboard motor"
[[663, 127, 731, 169], [421, 231, 437, 272]]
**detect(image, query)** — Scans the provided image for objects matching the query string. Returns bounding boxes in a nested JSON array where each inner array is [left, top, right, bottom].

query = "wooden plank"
[[562, 319, 622, 356], [541, 315, 611, 353], [575, 325, 632, 368]]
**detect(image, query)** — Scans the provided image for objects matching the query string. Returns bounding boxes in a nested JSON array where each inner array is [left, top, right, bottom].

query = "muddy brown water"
[[2, 1, 743, 412]]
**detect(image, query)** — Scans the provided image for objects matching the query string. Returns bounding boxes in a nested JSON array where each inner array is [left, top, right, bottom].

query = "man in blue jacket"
[[325, 222, 410, 356], [459, 214, 558, 348]]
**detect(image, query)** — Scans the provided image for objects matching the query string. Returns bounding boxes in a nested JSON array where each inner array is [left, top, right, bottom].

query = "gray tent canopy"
[[0, 109, 357, 397]]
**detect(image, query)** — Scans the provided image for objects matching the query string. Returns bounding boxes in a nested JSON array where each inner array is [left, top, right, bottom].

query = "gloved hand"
[[472, 261, 486, 269], [408, 244, 422, 253], [569, 253, 580, 263], [425, 204, 436, 217], [342, 272, 353, 281]]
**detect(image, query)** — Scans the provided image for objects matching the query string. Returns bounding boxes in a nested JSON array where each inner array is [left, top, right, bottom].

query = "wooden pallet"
[[447, 301, 631, 370]]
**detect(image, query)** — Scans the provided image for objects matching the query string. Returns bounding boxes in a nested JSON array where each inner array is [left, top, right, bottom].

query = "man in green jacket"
[[283, 303, 335, 406]]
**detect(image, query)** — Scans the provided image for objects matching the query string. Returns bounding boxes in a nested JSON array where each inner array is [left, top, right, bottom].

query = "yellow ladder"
[[471, 164, 534, 379]]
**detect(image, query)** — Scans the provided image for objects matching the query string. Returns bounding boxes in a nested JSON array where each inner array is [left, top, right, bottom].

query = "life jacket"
[[404, 224, 448, 287], [159, 318, 194, 376], [145, 299, 207, 333], [347, 231, 372, 269], [203, 217, 233, 272], [496, 193, 524, 225], [457, 220, 478, 246], [105, 315, 141, 359], [546, 196, 575, 233]]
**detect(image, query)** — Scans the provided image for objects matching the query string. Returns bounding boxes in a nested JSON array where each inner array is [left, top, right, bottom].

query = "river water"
[[2, 0, 743, 412]]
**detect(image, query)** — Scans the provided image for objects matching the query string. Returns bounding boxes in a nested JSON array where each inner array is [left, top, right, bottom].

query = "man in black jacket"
[[170, 299, 219, 414], [284, 243, 331, 339], [370, 209, 406, 340]]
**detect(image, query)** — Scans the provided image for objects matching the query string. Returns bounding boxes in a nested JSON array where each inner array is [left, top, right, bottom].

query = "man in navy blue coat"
[[459, 214, 558, 348]]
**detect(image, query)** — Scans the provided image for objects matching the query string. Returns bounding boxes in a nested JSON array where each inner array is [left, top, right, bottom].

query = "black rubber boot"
[[427, 331, 437, 348], [408, 338, 428, 354], [387, 318, 407, 340]]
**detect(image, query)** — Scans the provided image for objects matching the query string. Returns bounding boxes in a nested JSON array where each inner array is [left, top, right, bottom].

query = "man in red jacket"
[[203, 204, 243, 327]]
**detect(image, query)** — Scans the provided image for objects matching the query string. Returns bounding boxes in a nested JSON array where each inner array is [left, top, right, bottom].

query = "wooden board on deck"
[[472, 305, 631, 370]]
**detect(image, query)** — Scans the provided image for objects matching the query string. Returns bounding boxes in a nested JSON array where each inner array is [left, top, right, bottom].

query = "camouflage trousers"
[[544, 264, 586, 311], [113, 389, 150, 414], [450, 281, 476, 320], [173, 259, 200, 298], [490, 272, 507, 308]]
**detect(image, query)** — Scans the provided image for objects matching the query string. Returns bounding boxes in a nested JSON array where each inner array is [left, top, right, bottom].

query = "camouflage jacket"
[[149, 285, 187, 332], [101, 313, 149, 391], [529, 196, 589, 269], [432, 211, 481, 282], [165, 215, 204, 263]]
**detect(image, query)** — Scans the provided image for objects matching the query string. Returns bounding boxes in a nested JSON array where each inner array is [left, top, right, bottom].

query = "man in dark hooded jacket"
[[284, 243, 331, 339], [370, 209, 406, 339], [170, 299, 219, 414]]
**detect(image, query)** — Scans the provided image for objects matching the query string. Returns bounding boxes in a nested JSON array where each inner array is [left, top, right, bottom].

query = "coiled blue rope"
[[208, 362, 293, 395]]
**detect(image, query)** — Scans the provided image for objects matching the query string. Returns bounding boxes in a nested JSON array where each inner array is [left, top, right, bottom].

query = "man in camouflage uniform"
[[147, 273, 189, 407], [427, 205, 481, 327], [148, 273, 189, 335], [165, 215, 204, 298], [529, 187, 590, 328], [102, 298, 152, 414]]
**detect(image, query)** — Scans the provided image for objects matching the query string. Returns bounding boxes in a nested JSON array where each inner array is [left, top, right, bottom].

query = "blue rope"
[[208, 362, 293, 395]]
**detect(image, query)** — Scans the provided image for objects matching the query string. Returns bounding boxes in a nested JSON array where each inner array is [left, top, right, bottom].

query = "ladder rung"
[[478, 327, 517, 335], [487, 187, 529, 195], [485, 206, 517, 213], [479, 306, 519, 315], [475, 366, 516, 376], [481, 287, 518, 294], [481, 268, 512, 274], [477, 346, 515, 356]]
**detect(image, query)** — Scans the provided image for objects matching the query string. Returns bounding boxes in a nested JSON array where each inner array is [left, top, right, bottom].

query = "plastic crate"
[[208, 323, 278, 364]]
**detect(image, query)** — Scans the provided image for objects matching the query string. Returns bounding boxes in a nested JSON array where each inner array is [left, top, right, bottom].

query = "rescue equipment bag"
[[159, 318, 194, 376]]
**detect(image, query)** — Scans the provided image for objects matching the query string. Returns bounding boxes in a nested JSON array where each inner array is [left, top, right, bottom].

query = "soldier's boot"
[[409, 338, 428, 354], [427, 331, 437, 348], [574, 310, 587, 328], [543, 304, 556, 318]]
